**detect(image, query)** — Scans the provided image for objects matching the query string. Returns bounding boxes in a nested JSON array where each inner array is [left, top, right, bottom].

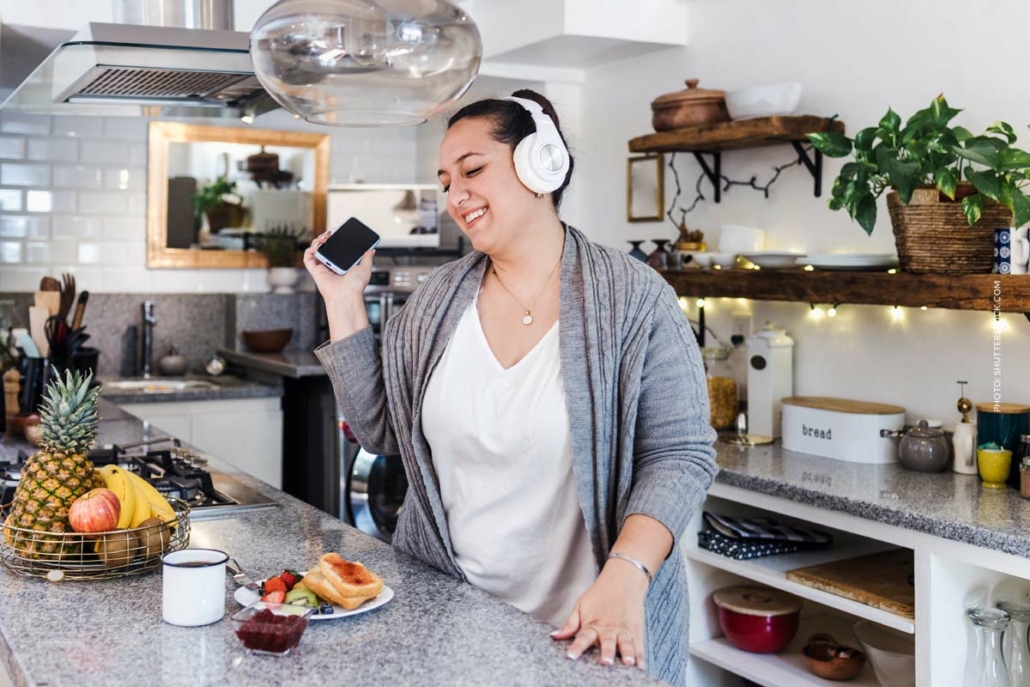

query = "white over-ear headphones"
[[504, 96, 570, 196]]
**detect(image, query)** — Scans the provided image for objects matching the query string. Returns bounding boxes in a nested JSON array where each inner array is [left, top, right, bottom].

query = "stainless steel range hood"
[[0, 5, 277, 119]]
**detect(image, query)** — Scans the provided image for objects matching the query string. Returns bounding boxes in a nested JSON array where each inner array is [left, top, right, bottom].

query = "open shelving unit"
[[662, 270, 1030, 316], [691, 614, 880, 687], [628, 115, 845, 200]]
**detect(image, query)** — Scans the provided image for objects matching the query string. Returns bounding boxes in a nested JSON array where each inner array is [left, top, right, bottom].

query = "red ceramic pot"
[[712, 586, 802, 654]]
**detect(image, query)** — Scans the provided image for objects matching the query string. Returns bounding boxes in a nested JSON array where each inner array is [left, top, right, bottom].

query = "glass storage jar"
[[965, 606, 1012, 687], [703, 347, 738, 430], [998, 601, 1030, 687]]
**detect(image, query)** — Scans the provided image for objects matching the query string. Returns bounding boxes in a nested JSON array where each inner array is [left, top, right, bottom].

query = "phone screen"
[[316, 217, 382, 274]]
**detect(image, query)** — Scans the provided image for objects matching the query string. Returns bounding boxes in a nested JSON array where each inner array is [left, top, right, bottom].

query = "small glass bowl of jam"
[[231, 602, 315, 656]]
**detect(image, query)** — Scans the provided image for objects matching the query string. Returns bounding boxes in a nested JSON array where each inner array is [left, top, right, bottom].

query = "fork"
[[226, 558, 262, 591]]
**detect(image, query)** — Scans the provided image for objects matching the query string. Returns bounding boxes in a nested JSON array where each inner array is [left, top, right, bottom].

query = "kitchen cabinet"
[[688, 447, 1030, 687], [117, 397, 283, 489]]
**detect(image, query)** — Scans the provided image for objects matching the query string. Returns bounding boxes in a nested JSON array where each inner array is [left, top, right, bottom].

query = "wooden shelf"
[[685, 534, 915, 633], [628, 115, 844, 154], [662, 269, 1030, 313], [691, 613, 884, 687]]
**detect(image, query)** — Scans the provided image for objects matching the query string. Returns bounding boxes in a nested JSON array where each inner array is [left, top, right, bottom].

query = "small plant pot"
[[267, 267, 299, 294], [887, 188, 1011, 274], [204, 205, 247, 233]]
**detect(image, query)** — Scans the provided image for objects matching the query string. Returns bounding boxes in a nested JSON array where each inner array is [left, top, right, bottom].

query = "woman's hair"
[[446, 88, 574, 211]]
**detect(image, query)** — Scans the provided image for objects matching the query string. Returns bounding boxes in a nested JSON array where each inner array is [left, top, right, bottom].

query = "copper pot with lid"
[[651, 79, 730, 131]]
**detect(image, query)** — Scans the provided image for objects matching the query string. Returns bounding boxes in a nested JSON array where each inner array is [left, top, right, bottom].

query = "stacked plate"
[[798, 254, 899, 271], [741, 252, 806, 269]]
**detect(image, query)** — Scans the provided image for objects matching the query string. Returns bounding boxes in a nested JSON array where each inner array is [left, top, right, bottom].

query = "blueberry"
[[319, 604, 334, 615]]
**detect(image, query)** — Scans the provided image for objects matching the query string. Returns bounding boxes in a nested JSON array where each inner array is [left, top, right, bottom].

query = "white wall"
[[575, 0, 1030, 424]]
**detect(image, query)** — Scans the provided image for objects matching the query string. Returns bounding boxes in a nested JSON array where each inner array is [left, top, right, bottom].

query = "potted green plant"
[[808, 96, 1029, 273], [252, 225, 307, 293], [193, 178, 246, 233]]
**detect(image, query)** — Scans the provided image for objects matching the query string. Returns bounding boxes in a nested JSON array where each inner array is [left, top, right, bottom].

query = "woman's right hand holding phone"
[[304, 232, 375, 342]]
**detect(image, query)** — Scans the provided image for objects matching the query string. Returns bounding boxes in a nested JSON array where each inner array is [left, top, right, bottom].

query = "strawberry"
[[261, 589, 286, 604], [280, 570, 299, 591], [263, 576, 287, 594]]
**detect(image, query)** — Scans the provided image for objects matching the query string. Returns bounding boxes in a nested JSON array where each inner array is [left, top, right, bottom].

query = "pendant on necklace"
[[522, 312, 533, 326]]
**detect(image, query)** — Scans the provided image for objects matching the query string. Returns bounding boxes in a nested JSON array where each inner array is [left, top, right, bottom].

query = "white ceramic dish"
[[798, 254, 899, 271], [686, 252, 713, 268], [853, 620, 915, 687], [709, 252, 738, 269], [235, 582, 394, 621], [741, 252, 806, 269], [725, 83, 803, 120]]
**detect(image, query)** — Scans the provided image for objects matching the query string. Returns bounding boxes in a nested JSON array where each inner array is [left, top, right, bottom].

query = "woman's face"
[[437, 116, 537, 254]]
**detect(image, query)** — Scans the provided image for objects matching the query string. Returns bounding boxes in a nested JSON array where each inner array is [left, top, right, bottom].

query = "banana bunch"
[[95, 466, 176, 528]]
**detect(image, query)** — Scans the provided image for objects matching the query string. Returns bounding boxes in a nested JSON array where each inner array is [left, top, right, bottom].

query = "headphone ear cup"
[[512, 133, 552, 195]]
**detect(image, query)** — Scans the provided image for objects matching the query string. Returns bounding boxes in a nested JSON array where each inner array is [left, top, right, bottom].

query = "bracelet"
[[608, 552, 652, 585]]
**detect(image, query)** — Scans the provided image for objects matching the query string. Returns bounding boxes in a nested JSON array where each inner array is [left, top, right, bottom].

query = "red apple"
[[69, 488, 121, 534]]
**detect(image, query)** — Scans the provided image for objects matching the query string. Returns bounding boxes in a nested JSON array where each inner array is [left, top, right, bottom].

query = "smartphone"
[[315, 217, 382, 275]]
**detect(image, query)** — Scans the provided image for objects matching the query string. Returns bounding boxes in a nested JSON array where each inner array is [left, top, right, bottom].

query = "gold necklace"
[[491, 251, 563, 326]]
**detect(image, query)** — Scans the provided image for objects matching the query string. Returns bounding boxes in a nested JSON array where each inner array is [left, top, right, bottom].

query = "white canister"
[[781, 397, 905, 464], [952, 422, 978, 474], [747, 326, 794, 437], [162, 549, 229, 627]]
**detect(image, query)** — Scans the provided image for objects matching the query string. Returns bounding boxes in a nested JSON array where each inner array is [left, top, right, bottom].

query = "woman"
[[307, 89, 717, 686]]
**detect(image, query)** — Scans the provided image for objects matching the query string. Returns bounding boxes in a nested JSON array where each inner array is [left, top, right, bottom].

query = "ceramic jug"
[[953, 422, 978, 475]]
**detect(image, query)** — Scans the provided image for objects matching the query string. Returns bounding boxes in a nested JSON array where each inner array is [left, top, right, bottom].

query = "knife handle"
[[71, 291, 89, 330]]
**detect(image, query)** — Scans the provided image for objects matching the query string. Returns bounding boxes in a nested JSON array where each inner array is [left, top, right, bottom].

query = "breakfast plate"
[[235, 581, 394, 621], [740, 252, 806, 269], [797, 254, 899, 271]]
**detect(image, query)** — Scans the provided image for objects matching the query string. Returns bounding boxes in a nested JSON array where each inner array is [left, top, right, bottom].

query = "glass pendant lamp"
[[250, 0, 482, 127]]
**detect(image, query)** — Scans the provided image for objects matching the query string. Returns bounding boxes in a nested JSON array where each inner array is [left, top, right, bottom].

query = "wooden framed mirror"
[[627, 154, 665, 223], [146, 122, 330, 268]]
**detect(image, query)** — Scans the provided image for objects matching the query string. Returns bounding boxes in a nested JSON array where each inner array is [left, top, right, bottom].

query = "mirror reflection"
[[147, 122, 329, 269]]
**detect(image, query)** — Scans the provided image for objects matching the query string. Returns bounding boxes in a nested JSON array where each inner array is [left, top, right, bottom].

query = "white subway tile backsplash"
[[103, 217, 145, 241], [100, 267, 150, 292], [43, 240, 76, 265], [78, 241, 128, 265], [53, 116, 104, 139], [80, 140, 128, 165], [26, 189, 75, 213], [77, 242, 101, 265], [0, 113, 50, 136], [53, 165, 103, 189], [129, 192, 147, 216], [129, 143, 147, 166], [102, 118, 149, 141], [0, 137, 25, 160], [103, 167, 146, 192], [122, 241, 147, 265], [25, 241, 50, 264], [0, 163, 50, 187], [0, 215, 49, 239], [0, 241, 22, 263], [27, 138, 78, 162], [51, 215, 103, 240], [0, 266, 48, 290], [78, 191, 129, 215], [65, 266, 105, 289], [0, 189, 23, 211]]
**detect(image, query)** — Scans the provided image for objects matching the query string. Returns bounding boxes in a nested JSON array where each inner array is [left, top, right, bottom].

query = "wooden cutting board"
[[785, 548, 915, 619]]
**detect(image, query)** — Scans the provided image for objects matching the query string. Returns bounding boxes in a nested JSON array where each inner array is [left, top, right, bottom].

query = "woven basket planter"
[[887, 188, 1011, 274]]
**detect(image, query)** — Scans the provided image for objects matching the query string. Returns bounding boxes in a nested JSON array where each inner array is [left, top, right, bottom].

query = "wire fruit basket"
[[0, 498, 191, 580]]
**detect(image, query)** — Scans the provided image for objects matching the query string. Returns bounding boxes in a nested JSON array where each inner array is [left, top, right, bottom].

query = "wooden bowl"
[[242, 329, 293, 354], [802, 633, 866, 681]]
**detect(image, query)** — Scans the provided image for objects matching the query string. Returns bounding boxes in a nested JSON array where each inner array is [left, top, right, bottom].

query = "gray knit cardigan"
[[316, 226, 718, 685]]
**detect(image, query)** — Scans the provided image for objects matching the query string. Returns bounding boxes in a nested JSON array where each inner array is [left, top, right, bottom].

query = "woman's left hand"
[[551, 561, 649, 669]]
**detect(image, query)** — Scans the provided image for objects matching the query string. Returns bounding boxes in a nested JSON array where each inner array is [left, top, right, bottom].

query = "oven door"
[[346, 449, 407, 543]]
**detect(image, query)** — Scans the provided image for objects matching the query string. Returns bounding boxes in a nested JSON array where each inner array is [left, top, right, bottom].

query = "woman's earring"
[[535, 192, 544, 199]]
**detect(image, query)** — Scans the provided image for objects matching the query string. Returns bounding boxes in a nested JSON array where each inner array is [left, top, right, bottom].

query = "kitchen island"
[[0, 402, 662, 687]]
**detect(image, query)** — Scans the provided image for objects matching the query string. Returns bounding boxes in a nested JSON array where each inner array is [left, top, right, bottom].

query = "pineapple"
[[4, 369, 100, 560]]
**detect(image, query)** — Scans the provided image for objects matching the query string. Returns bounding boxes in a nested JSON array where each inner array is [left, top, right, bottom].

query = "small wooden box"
[[781, 397, 905, 464]]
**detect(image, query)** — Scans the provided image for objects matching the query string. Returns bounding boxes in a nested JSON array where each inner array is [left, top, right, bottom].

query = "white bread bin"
[[781, 397, 905, 464]]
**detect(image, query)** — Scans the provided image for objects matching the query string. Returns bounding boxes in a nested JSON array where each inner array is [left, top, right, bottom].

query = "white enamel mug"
[[952, 422, 978, 475], [1012, 227, 1029, 275], [162, 549, 229, 626]]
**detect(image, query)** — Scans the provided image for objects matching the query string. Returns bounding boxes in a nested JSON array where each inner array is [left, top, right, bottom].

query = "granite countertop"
[[715, 440, 1030, 558], [218, 348, 327, 379], [98, 374, 282, 405], [0, 402, 660, 687]]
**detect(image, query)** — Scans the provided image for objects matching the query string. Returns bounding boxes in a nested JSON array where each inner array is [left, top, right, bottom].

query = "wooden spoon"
[[39, 276, 60, 292]]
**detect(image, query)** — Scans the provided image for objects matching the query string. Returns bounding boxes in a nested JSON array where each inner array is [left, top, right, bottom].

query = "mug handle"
[[1013, 232, 1030, 264]]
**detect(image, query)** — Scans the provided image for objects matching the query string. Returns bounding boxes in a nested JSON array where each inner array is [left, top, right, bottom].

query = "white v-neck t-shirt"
[[421, 299, 597, 626]]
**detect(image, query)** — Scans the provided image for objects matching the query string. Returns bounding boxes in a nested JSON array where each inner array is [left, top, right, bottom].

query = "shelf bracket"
[[791, 142, 824, 197], [692, 151, 722, 203]]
